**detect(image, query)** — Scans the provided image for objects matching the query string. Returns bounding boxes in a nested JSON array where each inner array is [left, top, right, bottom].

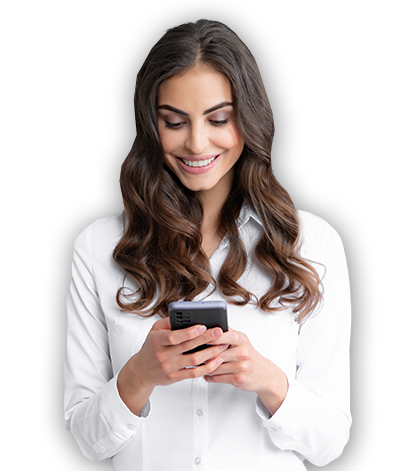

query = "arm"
[[64, 225, 148, 461], [204, 220, 351, 466], [257, 222, 352, 466], [64, 224, 229, 460]]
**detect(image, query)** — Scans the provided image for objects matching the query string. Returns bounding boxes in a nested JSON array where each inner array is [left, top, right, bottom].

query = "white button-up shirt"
[[64, 205, 351, 470]]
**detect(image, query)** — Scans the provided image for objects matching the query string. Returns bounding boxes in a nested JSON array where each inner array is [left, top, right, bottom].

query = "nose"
[[184, 121, 209, 155]]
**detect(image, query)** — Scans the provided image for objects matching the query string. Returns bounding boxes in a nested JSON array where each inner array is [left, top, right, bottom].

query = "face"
[[157, 65, 244, 199]]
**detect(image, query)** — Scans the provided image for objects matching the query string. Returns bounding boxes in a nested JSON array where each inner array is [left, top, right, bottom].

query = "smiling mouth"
[[180, 155, 219, 167]]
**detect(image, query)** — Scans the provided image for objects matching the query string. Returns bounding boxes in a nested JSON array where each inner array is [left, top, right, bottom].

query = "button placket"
[[192, 377, 208, 469]]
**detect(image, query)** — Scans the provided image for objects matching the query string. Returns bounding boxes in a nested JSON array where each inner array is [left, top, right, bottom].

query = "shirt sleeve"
[[255, 220, 352, 466], [64, 224, 150, 461]]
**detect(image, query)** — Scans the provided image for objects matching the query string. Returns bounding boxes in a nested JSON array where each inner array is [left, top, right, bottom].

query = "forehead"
[[158, 65, 232, 111]]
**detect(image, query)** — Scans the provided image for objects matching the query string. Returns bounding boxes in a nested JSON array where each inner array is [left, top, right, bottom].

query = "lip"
[[177, 154, 219, 161], [176, 154, 222, 174]]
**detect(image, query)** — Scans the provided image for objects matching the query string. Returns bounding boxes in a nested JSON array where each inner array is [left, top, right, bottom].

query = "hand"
[[204, 329, 288, 415], [117, 317, 229, 415]]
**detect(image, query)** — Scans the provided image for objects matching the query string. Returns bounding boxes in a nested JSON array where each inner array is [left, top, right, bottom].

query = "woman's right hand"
[[117, 317, 229, 415]]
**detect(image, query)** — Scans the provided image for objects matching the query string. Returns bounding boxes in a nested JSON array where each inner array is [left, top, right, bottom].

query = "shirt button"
[[127, 424, 135, 430], [194, 457, 201, 465], [196, 409, 203, 417]]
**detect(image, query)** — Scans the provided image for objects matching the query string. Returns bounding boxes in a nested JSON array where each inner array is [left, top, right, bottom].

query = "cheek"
[[216, 127, 243, 153], [159, 130, 172, 154]]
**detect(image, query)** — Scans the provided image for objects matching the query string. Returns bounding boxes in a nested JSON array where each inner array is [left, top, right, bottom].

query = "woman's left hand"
[[204, 328, 288, 416]]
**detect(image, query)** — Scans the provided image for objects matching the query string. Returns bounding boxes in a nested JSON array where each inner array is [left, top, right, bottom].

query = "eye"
[[165, 120, 185, 130], [209, 118, 229, 127]]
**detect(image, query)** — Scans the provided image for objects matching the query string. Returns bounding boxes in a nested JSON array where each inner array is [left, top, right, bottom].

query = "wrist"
[[257, 367, 288, 417], [117, 356, 154, 416]]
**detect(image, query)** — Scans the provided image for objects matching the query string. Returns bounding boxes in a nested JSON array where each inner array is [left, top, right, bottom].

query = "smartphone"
[[168, 300, 228, 354]]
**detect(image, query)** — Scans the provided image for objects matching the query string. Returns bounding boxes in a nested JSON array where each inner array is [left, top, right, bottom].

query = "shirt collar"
[[237, 203, 263, 229], [208, 203, 263, 260]]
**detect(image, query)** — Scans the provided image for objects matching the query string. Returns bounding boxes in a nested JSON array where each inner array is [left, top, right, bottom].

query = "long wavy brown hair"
[[113, 19, 322, 322]]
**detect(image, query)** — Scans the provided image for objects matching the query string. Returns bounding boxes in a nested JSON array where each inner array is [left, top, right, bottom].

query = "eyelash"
[[164, 118, 230, 130]]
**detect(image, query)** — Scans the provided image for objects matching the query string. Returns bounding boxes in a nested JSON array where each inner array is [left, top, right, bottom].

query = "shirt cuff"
[[93, 374, 151, 454], [255, 377, 312, 452]]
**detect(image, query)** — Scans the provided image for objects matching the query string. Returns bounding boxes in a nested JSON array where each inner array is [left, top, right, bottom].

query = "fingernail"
[[212, 328, 222, 337], [215, 358, 224, 366], [197, 325, 207, 334]]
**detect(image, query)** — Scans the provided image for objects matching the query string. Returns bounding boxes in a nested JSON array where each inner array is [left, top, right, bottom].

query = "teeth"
[[182, 156, 217, 167]]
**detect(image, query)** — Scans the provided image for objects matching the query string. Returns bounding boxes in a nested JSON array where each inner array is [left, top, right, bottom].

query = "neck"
[[197, 168, 234, 236]]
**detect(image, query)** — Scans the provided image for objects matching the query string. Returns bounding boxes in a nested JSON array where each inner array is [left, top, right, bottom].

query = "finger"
[[203, 362, 233, 376], [160, 324, 208, 347], [203, 360, 242, 382], [178, 356, 225, 381], [205, 329, 242, 347], [176, 327, 224, 354], [180, 344, 229, 368]]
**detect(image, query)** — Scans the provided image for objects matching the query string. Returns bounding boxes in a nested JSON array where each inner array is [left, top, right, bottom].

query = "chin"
[[181, 177, 216, 193]]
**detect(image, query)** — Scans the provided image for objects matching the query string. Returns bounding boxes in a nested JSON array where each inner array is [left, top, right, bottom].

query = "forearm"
[[256, 364, 288, 416], [117, 355, 154, 416]]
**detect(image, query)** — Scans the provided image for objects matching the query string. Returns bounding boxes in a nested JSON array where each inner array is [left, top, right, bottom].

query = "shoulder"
[[297, 209, 341, 242], [296, 210, 346, 266], [73, 211, 125, 257]]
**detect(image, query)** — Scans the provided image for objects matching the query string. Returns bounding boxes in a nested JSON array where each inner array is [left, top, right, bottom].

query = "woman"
[[64, 19, 351, 470]]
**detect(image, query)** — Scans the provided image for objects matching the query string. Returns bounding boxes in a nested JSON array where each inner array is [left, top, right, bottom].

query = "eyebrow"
[[157, 101, 233, 117]]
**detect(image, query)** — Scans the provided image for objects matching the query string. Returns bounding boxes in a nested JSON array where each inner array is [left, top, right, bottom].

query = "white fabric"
[[64, 205, 351, 470]]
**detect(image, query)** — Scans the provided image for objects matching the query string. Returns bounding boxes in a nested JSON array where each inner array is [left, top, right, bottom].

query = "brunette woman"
[[65, 19, 351, 470]]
